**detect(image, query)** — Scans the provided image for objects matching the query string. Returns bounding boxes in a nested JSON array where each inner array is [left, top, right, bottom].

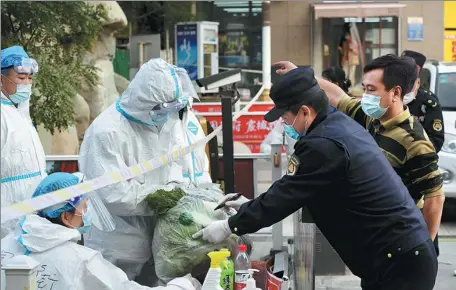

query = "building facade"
[[196, 1, 447, 87], [270, 0, 445, 86]]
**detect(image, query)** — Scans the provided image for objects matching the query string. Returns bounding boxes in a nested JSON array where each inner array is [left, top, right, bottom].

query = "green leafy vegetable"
[[145, 188, 185, 215], [178, 212, 194, 226], [152, 188, 251, 283]]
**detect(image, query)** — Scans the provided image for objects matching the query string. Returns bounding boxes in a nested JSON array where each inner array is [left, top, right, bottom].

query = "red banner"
[[204, 114, 280, 153], [245, 102, 275, 112], [193, 102, 221, 113], [193, 102, 275, 114]]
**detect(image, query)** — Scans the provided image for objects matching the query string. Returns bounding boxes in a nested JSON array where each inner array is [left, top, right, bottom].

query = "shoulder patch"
[[287, 154, 300, 176], [187, 121, 199, 135], [426, 99, 438, 108], [432, 119, 442, 132]]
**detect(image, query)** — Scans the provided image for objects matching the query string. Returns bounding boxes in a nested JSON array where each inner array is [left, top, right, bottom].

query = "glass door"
[[322, 16, 399, 87]]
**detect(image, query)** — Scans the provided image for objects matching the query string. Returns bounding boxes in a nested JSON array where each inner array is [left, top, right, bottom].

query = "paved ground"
[[312, 238, 456, 290]]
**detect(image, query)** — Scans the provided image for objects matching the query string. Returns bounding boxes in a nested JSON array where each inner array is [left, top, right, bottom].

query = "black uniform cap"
[[402, 50, 426, 69], [265, 67, 323, 122]]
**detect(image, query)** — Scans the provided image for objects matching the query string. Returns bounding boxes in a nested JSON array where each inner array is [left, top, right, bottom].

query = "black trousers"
[[361, 239, 438, 290], [434, 233, 440, 256]]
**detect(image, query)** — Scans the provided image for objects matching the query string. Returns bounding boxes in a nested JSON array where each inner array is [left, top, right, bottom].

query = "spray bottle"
[[202, 251, 226, 290], [219, 248, 234, 290], [244, 269, 261, 290]]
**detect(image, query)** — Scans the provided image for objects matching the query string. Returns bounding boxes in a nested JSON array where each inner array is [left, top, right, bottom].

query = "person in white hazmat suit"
[[260, 121, 296, 155], [1, 172, 199, 290], [78, 58, 212, 283], [1, 46, 46, 238]]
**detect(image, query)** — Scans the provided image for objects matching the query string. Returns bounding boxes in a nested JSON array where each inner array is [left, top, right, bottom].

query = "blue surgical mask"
[[361, 93, 388, 119], [150, 111, 171, 126], [283, 115, 307, 140], [10, 84, 32, 104], [284, 124, 300, 140], [2, 75, 32, 104], [75, 207, 93, 234]]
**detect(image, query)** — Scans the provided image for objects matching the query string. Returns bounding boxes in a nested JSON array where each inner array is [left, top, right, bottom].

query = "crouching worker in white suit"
[[78, 58, 212, 285], [1, 172, 199, 290]]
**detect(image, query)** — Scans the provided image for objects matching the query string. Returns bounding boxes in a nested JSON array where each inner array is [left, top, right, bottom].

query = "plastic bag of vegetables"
[[148, 186, 252, 284]]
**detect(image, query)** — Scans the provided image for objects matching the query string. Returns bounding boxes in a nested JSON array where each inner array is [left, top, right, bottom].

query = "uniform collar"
[[305, 106, 334, 135], [374, 106, 410, 130], [1, 92, 14, 106]]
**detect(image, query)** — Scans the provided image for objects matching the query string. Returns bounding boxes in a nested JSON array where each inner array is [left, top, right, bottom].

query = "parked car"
[[421, 61, 456, 218]]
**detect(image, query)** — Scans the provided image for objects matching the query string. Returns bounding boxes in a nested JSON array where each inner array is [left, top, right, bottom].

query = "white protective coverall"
[[78, 58, 212, 281], [260, 121, 296, 155], [0, 94, 47, 238], [0, 215, 197, 290]]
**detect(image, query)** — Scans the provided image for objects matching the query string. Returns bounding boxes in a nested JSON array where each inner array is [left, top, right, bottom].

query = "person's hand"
[[192, 219, 232, 244], [274, 61, 298, 75], [167, 274, 199, 290], [218, 193, 250, 211], [184, 274, 202, 290]]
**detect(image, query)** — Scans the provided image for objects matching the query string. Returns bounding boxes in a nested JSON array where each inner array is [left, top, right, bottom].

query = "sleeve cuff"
[[227, 216, 238, 234], [424, 188, 444, 199]]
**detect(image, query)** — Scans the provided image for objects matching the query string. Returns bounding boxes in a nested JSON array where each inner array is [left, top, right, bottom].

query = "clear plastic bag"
[[152, 187, 252, 284]]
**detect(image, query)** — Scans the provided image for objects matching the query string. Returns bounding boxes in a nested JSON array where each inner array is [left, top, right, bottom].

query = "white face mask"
[[403, 91, 417, 105]]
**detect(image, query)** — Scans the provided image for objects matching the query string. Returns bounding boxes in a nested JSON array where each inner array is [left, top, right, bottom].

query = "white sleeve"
[[83, 253, 195, 290], [186, 111, 212, 185], [78, 132, 177, 216]]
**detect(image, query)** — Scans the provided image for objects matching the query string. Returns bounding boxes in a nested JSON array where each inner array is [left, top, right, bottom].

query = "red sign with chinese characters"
[[193, 102, 221, 113], [203, 113, 281, 153], [193, 102, 275, 114]]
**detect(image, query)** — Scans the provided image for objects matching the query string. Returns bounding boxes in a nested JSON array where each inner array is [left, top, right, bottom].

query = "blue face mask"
[[283, 115, 307, 140], [361, 93, 388, 119], [2, 75, 32, 104], [150, 111, 171, 126], [284, 123, 300, 140], [75, 207, 93, 234]]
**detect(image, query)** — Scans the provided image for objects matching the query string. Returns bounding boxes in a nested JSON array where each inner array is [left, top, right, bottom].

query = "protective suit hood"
[[117, 58, 183, 126], [14, 214, 81, 253]]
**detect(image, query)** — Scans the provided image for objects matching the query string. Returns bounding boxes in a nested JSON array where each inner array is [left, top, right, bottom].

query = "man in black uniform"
[[402, 50, 445, 256], [401, 50, 444, 152], [194, 67, 438, 290]]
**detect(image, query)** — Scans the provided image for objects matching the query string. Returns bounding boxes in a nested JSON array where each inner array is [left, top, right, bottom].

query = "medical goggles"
[[41, 194, 87, 218], [2, 57, 39, 75], [151, 99, 188, 115]]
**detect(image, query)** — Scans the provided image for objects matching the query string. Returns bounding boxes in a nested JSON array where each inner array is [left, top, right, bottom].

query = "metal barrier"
[[293, 212, 316, 290]]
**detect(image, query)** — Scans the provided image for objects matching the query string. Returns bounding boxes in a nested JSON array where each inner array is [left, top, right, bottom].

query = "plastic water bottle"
[[234, 244, 251, 290]]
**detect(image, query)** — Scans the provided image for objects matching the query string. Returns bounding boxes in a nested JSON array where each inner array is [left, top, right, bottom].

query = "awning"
[[313, 2, 406, 19]]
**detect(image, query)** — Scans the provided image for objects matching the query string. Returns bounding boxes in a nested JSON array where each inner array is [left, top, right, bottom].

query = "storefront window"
[[322, 17, 398, 87], [197, 1, 263, 70]]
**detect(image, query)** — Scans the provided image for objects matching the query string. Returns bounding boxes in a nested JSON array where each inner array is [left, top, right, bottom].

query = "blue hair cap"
[[33, 172, 80, 218], [1, 46, 29, 73]]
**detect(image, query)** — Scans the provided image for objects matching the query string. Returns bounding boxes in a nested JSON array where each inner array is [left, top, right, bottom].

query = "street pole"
[[261, 1, 272, 101], [221, 91, 235, 194]]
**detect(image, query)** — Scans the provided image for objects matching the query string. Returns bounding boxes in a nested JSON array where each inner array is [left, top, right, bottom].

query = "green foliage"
[[1, 1, 106, 133], [145, 188, 186, 215]]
